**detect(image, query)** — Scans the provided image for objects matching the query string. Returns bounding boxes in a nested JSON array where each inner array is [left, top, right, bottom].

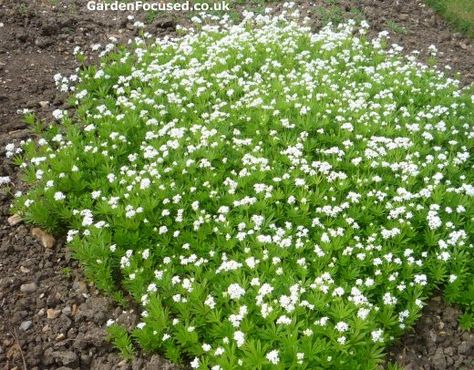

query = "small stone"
[[132, 358, 144, 369], [62, 305, 72, 316], [80, 353, 91, 366], [34, 37, 53, 48], [72, 280, 88, 294], [461, 332, 473, 341], [39, 101, 50, 108], [52, 350, 78, 366], [71, 304, 78, 317], [458, 341, 472, 355], [443, 346, 454, 356], [20, 266, 31, 273], [7, 214, 22, 226], [446, 356, 454, 367], [19, 320, 32, 331], [432, 347, 447, 370], [20, 282, 38, 293], [47, 308, 61, 319], [32, 228, 55, 248], [428, 329, 437, 343], [56, 333, 65, 341]]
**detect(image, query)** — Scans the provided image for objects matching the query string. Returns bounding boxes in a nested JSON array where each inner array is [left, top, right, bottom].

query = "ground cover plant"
[[6, 5, 474, 369]]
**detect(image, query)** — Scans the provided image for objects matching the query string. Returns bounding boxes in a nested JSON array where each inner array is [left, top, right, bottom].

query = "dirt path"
[[0, 1, 472, 369]]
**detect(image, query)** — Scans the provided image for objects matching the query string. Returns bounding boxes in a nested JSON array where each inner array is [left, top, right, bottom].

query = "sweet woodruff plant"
[[7, 5, 474, 370]]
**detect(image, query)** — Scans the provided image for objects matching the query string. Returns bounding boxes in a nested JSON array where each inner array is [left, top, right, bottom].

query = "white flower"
[[54, 191, 66, 201], [0, 176, 11, 185], [136, 322, 145, 329], [52, 109, 66, 120], [140, 178, 151, 189], [357, 308, 370, 320], [202, 343, 211, 352], [204, 295, 216, 309], [227, 283, 245, 300], [190, 357, 200, 368], [276, 315, 292, 325], [414, 274, 427, 285], [266, 350, 279, 365], [335, 321, 349, 332], [383, 292, 398, 305], [233, 331, 245, 347], [337, 336, 346, 345], [371, 329, 384, 343]]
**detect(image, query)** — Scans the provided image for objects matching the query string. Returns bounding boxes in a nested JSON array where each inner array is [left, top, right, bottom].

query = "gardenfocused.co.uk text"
[[86, 1, 230, 12]]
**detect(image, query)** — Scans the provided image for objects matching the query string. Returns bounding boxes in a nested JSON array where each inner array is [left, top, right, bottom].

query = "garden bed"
[[0, 1, 473, 369]]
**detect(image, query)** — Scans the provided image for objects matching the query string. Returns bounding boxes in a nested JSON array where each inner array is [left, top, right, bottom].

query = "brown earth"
[[0, 0, 472, 369]]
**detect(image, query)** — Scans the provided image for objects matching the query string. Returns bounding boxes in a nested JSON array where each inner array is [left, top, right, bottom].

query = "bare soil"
[[0, 0, 472, 369]]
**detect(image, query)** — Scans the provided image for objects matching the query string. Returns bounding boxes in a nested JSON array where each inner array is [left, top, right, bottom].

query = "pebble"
[[72, 280, 88, 294], [7, 214, 22, 226], [47, 308, 61, 319], [56, 333, 65, 341], [39, 100, 50, 108], [62, 305, 72, 316], [458, 341, 472, 355], [20, 282, 38, 293], [35, 36, 53, 48], [52, 350, 78, 366], [20, 266, 31, 273], [443, 346, 454, 356], [31, 227, 55, 249], [428, 329, 437, 343], [20, 320, 32, 331], [432, 347, 447, 370]]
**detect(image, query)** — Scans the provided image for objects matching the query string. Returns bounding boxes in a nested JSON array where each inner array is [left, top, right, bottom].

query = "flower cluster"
[[9, 7, 473, 370]]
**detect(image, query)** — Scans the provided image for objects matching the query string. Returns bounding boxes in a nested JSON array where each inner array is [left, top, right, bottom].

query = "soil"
[[0, 0, 472, 369]]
